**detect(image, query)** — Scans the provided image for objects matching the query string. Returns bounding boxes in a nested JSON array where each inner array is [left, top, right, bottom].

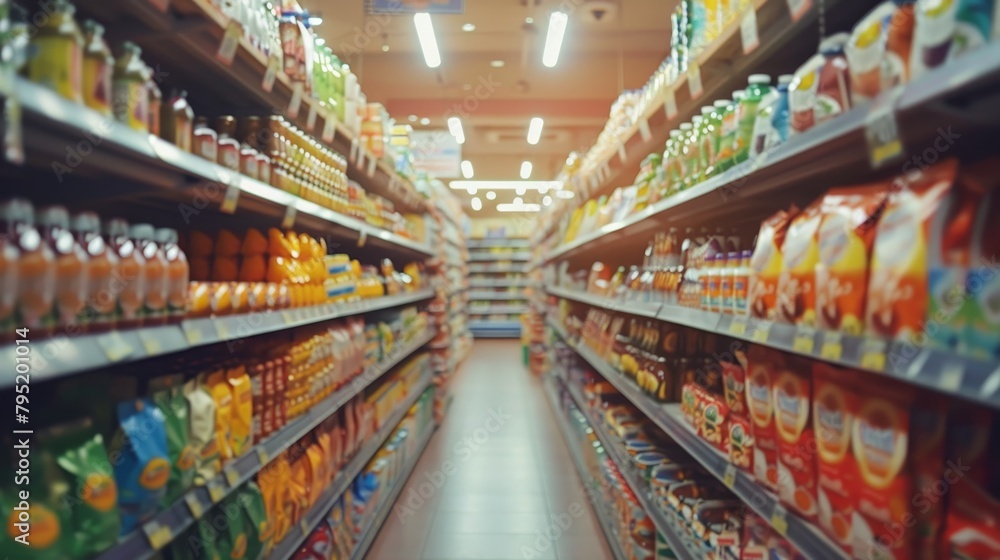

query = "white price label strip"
[[664, 89, 678, 120], [142, 520, 173, 550], [741, 9, 760, 54], [220, 182, 240, 214], [322, 112, 337, 142], [617, 142, 627, 163], [306, 103, 318, 131], [366, 151, 378, 177], [282, 204, 297, 229], [216, 21, 242, 66], [287, 83, 304, 120], [638, 118, 652, 142], [688, 63, 703, 99], [262, 54, 280, 93]]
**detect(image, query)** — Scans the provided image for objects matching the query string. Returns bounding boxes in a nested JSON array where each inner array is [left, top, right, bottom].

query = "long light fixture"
[[448, 116, 465, 144], [498, 203, 541, 212], [520, 161, 532, 179], [542, 12, 568, 68], [556, 189, 575, 198], [527, 117, 544, 145], [449, 180, 562, 191], [414, 13, 441, 68], [461, 160, 474, 179], [471, 197, 483, 211]]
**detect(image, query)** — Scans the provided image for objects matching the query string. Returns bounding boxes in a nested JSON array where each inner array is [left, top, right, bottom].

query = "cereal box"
[[813, 363, 859, 550], [773, 356, 817, 520], [727, 414, 754, 472]]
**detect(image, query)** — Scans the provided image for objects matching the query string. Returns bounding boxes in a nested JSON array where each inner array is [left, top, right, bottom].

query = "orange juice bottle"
[[72, 212, 117, 331], [0, 209, 22, 339], [2, 200, 55, 333], [155, 228, 189, 323], [131, 224, 167, 325], [39, 207, 87, 330], [104, 219, 145, 328]]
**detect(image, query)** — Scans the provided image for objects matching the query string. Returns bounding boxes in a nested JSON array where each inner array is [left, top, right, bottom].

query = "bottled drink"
[[734, 74, 773, 164]]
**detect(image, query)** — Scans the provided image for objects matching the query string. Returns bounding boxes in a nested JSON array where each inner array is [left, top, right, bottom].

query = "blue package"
[[113, 398, 170, 534]]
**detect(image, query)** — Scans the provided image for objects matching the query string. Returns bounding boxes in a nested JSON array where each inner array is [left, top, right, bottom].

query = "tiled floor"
[[365, 340, 614, 560]]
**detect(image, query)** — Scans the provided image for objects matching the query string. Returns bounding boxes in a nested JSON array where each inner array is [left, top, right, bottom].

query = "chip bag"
[[185, 377, 220, 483], [153, 379, 197, 505], [111, 398, 170, 534]]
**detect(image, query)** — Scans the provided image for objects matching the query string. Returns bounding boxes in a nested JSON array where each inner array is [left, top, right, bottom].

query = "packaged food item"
[[727, 414, 754, 471], [812, 364, 858, 549], [721, 358, 747, 416], [152, 378, 196, 505], [193, 117, 219, 162], [745, 346, 781, 491], [112, 42, 149, 132], [815, 183, 890, 334], [0, 433, 70, 560], [185, 377, 221, 482], [886, 1, 917, 88], [39, 206, 87, 328], [160, 90, 194, 152], [81, 20, 112, 116], [2, 200, 55, 332], [207, 370, 235, 463], [294, 523, 333, 559], [749, 207, 798, 320], [131, 223, 167, 325], [789, 52, 825, 135], [965, 172, 1000, 357], [773, 356, 816, 520], [733, 75, 772, 165], [751, 76, 790, 157], [228, 365, 253, 458], [28, 0, 83, 103], [846, 2, 914, 102], [701, 392, 730, 452], [867, 159, 965, 340], [71, 212, 116, 330], [911, 0, 995, 79], [216, 116, 241, 172], [105, 218, 145, 328], [217, 493, 250, 559], [172, 515, 221, 560], [237, 482, 273, 560], [111, 398, 170, 533], [776, 200, 823, 326]]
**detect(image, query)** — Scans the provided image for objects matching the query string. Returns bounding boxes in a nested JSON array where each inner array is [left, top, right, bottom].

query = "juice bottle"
[[701, 253, 714, 310], [716, 91, 743, 173], [685, 119, 703, 189], [721, 252, 735, 314], [697, 105, 718, 181], [131, 224, 166, 325], [709, 100, 728, 169], [751, 75, 792, 159], [769, 74, 793, 147], [104, 218, 145, 328], [160, 90, 194, 152], [155, 228, 189, 322], [28, 0, 83, 103], [112, 42, 149, 132], [38, 206, 87, 329], [734, 250, 751, 315], [664, 130, 682, 196], [71, 212, 116, 331], [707, 253, 721, 312], [81, 20, 112, 116], [2, 200, 55, 332], [0, 213, 17, 337], [145, 65, 162, 137], [193, 117, 218, 162], [734, 74, 772, 165], [677, 123, 694, 190], [215, 116, 241, 172]]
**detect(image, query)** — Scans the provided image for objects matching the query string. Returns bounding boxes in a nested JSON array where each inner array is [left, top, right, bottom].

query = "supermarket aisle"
[[367, 340, 613, 560]]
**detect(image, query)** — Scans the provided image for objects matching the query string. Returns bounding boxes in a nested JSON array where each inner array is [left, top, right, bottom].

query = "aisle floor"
[[366, 340, 614, 560]]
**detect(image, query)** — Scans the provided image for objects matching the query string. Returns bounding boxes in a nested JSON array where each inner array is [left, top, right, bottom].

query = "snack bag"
[[238, 482, 273, 560], [813, 363, 859, 549], [153, 380, 197, 505], [745, 346, 781, 491], [963, 159, 1000, 358], [776, 199, 823, 326], [773, 356, 817, 520], [112, 398, 170, 534], [171, 516, 221, 560], [701, 392, 730, 452], [228, 365, 253, 458], [867, 159, 961, 342], [727, 414, 754, 472], [185, 377, 220, 483], [911, 0, 996, 79], [294, 523, 334, 560], [206, 369, 234, 463], [749, 207, 798, 320], [218, 493, 250, 560], [816, 184, 890, 334]]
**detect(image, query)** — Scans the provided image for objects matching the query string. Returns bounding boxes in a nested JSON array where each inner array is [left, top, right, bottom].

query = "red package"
[[722, 358, 748, 416], [910, 392, 947, 560], [701, 392, 730, 452], [774, 356, 816, 520], [942, 480, 1000, 560], [293, 522, 333, 560], [813, 363, 859, 549], [746, 346, 780, 492], [728, 414, 754, 472]]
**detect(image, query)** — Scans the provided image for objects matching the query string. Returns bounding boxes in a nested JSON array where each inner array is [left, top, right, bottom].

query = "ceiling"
[[307, 0, 671, 216]]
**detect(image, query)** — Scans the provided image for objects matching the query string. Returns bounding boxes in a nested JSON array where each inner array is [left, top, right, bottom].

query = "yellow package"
[[228, 366, 253, 458], [306, 444, 324, 505], [206, 370, 234, 463]]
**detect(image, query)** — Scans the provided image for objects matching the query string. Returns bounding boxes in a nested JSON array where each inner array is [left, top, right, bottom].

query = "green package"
[[153, 384, 197, 505], [172, 516, 221, 560], [55, 430, 120, 557], [217, 494, 249, 560], [0, 485, 68, 560], [237, 483, 272, 560]]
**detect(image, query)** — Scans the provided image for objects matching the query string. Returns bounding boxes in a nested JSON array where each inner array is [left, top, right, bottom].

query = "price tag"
[[148, 0, 171, 12], [184, 493, 205, 518], [142, 520, 173, 550], [300, 519, 310, 534], [287, 83, 304, 119], [98, 331, 133, 362], [730, 317, 748, 336], [939, 363, 965, 392], [601, 161, 611, 181], [214, 318, 232, 340], [206, 479, 226, 503], [664, 89, 678, 120], [860, 339, 888, 371], [220, 182, 240, 214], [771, 503, 789, 536], [723, 464, 737, 489], [638, 118, 652, 142], [688, 63, 703, 99], [357, 230, 368, 248], [366, 152, 378, 177], [865, 88, 904, 168], [322, 112, 337, 143], [262, 54, 280, 92], [350, 137, 361, 163], [820, 331, 844, 360], [281, 310, 296, 325], [617, 142, 627, 163], [306, 103, 318, 131], [4, 93, 25, 164], [138, 331, 163, 356], [282, 204, 297, 229], [224, 466, 240, 487], [786, 0, 813, 22], [751, 321, 772, 343], [182, 322, 204, 345], [357, 148, 366, 171], [793, 327, 816, 354], [216, 21, 242, 66], [741, 9, 760, 54], [256, 447, 270, 465]]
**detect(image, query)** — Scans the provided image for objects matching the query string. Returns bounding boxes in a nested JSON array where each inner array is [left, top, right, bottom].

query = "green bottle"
[[677, 123, 694, 191], [697, 105, 715, 182], [709, 100, 729, 173], [733, 74, 772, 165], [716, 90, 744, 173], [685, 116, 703, 189], [665, 130, 683, 196]]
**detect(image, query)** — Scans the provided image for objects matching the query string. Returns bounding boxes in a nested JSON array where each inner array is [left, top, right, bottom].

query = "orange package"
[[206, 370, 234, 463], [306, 443, 324, 505], [866, 159, 963, 340], [851, 380, 914, 560], [815, 184, 890, 334], [813, 363, 859, 549], [773, 355, 817, 521], [228, 365, 253, 458], [749, 207, 798, 320], [746, 346, 781, 492], [776, 200, 823, 327], [910, 391, 947, 560]]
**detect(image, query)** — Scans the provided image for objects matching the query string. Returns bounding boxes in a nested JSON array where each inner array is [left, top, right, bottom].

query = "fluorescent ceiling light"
[[420, 117, 430, 125], [542, 195, 552, 206], [414, 13, 441, 68], [491, 59, 505, 68], [461, 160, 474, 179], [498, 203, 541, 212], [449, 181, 562, 191], [471, 197, 483, 211], [462, 23, 476, 31], [486, 191, 496, 200], [520, 161, 532, 179], [542, 12, 568, 68], [448, 117, 465, 144], [527, 117, 544, 145], [467, 187, 477, 195]]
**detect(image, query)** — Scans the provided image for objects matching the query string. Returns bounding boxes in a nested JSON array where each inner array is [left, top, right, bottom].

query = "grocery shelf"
[[547, 284, 1000, 410], [467, 291, 527, 301], [469, 306, 528, 315], [468, 264, 530, 273], [547, 318, 849, 560], [546, 286, 662, 319], [467, 238, 531, 249], [95, 329, 434, 560], [270, 374, 435, 560], [551, 370, 700, 560], [545, 42, 1000, 264], [469, 321, 522, 338], [467, 252, 532, 262], [4, 76, 434, 259], [1, 289, 434, 387], [349, 421, 437, 560], [469, 280, 530, 289], [542, 375, 628, 560]]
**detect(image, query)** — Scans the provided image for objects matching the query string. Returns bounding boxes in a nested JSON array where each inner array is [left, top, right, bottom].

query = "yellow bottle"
[[112, 41, 149, 132], [28, 0, 83, 103], [82, 20, 113, 116]]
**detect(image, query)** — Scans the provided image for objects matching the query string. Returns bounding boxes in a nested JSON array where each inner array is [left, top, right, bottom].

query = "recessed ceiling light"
[[381, 43, 390, 52], [543, 11, 568, 68], [471, 197, 483, 211], [315, 38, 326, 45], [520, 161, 532, 179], [461, 160, 474, 179], [420, 117, 430, 125], [542, 195, 552, 206], [462, 23, 476, 31], [514, 197, 523, 205], [468, 187, 477, 195], [525, 17, 534, 24], [515, 187, 526, 196], [490, 60, 505, 68], [447, 117, 465, 144], [408, 115, 417, 122], [486, 191, 496, 200], [527, 117, 544, 145]]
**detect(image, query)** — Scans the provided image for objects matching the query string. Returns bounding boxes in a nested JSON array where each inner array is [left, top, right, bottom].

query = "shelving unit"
[[467, 238, 529, 338]]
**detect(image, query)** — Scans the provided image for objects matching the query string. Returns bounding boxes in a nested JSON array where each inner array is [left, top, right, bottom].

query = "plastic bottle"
[[677, 123, 694, 190], [702, 253, 715, 311], [815, 33, 852, 126], [697, 106, 716, 182], [721, 252, 737, 314], [71, 212, 116, 331], [131, 224, 166, 325], [709, 100, 729, 169], [39, 207, 87, 329], [686, 117, 703, 188], [112, 41, 149, 132], [770, 74, 793, 146], [664, 130, 683, 196], [734, 249, 751, 315], [28, 0, 83, 103], [734, 74, 772, 165], [145, 66, 162, 137], [193, 117, 218, 162], [750, 75, 792, 158], [81, 20, 113, 116], [2, 200, 54, 333], [161, 90, 194, 152], [156, 228, 189, 323], [215, 116, 241, 172], [715, 91, 744, 173], [0, 213, 18, 337], [105, 219, 144, 328]]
